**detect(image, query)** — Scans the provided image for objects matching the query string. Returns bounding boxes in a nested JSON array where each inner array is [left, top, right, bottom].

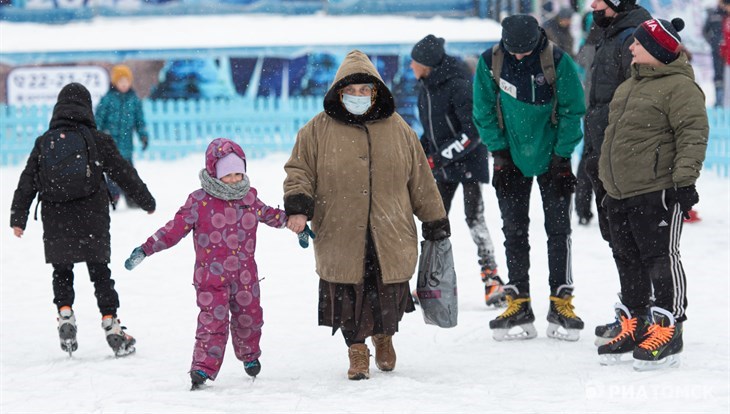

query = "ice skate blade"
[[60, 339, 77, 357], [546, 323, 580, 341], [599, 352, 631, 366], [492, 323, 537, 341], [633, 354, 680, 371], [114, 346, 136, 358]]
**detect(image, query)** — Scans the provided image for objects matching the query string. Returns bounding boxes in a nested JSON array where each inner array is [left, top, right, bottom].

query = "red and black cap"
[[633, 18, 685, 64]]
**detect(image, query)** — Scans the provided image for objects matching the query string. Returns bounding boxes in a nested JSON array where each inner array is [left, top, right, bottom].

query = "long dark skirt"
[[318, 232, 415, 345]]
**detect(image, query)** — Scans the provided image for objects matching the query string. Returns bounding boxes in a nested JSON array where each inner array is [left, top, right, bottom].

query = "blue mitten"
[[124, 246, 146, 270], [298, 225, 316, 248]]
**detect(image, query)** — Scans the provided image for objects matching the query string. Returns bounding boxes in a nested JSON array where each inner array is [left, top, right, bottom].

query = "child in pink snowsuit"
[[124, 138, 287, 389]]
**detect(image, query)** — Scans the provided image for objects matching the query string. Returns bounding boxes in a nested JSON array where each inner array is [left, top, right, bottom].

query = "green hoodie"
[[599, 53, 708, 199]]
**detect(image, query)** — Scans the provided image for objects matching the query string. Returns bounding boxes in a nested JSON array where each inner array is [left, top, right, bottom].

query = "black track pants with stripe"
[[605, 191, 688, 322]]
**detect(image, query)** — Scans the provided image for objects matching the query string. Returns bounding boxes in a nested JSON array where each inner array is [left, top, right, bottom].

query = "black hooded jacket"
[[584, 6, 652, 155], [416, 55, 490, 183], [10, 83, 156, 264]]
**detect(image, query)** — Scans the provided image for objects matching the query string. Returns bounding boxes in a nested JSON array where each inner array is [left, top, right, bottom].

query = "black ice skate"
[[633, 307, 683, 371], [57, 307, 77, 357], [489, 286, 536, 341], [546, 285, 584, 341], [481, 267, 506, 308], [190, 370, 209, 391], [597, 303, 650, 365], [102, 316, 136, 357], [244, 359, 261, 378], [594, 293, 625, 346]]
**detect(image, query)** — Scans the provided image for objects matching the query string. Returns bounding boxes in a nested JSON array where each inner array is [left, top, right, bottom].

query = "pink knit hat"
[[215, 153, 246, 179]]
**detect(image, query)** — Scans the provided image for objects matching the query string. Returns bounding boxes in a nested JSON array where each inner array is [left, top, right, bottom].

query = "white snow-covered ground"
[[1, 153, 728, 413]]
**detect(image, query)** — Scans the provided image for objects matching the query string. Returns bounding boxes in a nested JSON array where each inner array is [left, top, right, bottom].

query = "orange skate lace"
[[638, 323, 675, 350], [607, 316, 637, 345]]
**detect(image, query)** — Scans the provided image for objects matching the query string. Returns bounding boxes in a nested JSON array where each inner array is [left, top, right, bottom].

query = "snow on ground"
[[1, 153, 728, 413]]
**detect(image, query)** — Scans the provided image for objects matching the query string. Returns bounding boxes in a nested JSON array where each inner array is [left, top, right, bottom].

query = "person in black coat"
[[703, 0, 730, 106], [410, 35, 504, 307], [10, 83, 156, 357]]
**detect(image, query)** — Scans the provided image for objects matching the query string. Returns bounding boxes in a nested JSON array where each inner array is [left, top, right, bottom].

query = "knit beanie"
[[501, 15, 541, 54], [411, 35, 446, 67], [633, 18, 685, 64], [215, 153, 247, 179], [604, 0, 636, 13], [111, 64, 133, 85]]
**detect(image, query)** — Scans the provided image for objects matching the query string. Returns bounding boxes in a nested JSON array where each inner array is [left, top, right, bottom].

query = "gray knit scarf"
[[199, 169, 250, 200]]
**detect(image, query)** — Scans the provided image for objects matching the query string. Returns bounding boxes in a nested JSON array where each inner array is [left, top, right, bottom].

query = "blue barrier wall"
[[2, 98, 729, 178]]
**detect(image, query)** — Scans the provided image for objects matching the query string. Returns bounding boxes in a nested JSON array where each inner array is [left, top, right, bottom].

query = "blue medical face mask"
[[341, 94, 372, 115]]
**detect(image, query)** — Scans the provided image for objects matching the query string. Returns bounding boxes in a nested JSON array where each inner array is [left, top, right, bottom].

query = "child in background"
[[96, 64, 149, 208], [124, 138, 291, 389]]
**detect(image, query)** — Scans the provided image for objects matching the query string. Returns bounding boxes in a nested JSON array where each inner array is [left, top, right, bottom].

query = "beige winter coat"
[[283, 50, 446, 284]]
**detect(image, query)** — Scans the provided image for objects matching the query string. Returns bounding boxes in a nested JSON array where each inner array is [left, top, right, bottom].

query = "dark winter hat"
[[411, 35, 446, 67], [56, 82, 92, 108], [633, 18, 685, 64], [557, 7, 573, 19], [501, 15, 540, 54], [604, 0, 637, 13]]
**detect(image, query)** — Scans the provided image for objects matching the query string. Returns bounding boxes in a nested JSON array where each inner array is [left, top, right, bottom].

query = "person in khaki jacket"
[[284, 50, 449, 381], [597, 18, 709, 371]]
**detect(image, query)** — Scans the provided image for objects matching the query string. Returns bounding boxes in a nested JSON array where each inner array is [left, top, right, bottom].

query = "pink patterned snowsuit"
[[140, 139, 286, 380]]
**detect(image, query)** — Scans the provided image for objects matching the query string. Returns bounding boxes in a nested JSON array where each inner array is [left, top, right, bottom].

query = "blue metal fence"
[[1, 98, 729, 178]]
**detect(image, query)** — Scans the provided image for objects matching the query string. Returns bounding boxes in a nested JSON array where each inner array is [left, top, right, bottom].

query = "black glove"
[[675, 185, 699, 219], [124, 246, 146, 270], [140, 136, 149, 151], [492, 150, 520, 194], [549, 155, 577, 197], [423, 217, 451, 241]]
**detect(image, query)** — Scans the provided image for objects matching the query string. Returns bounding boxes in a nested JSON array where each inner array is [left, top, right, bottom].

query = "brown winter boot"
[[347, 343, 370, 380], [371, 334, 396, 372]]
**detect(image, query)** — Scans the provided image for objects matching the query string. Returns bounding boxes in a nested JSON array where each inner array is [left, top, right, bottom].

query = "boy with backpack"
[[10, 83, 156, 357], [473, 15, 586, 342]]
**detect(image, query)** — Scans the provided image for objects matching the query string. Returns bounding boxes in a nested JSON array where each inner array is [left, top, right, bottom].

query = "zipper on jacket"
[[422, 80, 448, 180], [653, 145, 661, 178], [357, 124, 374, 228]]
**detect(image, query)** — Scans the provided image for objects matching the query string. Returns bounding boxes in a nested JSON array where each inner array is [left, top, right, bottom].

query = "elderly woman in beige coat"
[[284, 50, 449, 380]]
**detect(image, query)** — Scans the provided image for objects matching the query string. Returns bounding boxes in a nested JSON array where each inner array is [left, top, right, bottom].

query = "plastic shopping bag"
[[415, 238, 458, 328]]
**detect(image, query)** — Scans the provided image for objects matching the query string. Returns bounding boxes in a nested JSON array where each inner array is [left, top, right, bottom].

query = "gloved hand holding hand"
[[492, 150, 520, 194], [298, 224, 317, 248], [140, 136, 149, 151], [124, 246, 146, 270], [675, 185, 699, 219], [549, 155, 577, 197]]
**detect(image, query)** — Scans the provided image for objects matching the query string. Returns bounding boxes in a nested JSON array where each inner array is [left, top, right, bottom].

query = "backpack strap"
[[539, 41, 559, 126], [490, 44, 506, 131]]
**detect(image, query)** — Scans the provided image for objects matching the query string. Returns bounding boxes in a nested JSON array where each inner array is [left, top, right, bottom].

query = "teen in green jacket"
[[596, 18, 708, 371], [473, 15, 586, 343]]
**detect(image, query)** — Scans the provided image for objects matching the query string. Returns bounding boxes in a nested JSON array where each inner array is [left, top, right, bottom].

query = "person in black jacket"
[[703, 0, 730, 106], [10, 83, 156, 357], [583, 0, 652, 344], [410, 35, 504, 307]]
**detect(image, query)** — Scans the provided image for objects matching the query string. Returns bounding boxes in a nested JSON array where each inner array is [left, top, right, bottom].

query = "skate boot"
[[594, 292, 628, 346], [489, 286, 536, 341], [101, 315, 136, 357], [57, 306, 77, 357], [371, 334, 396, 372], [190, 369, 209, 391], [347, 343, 370, 380], [480, 267, 506, 308], [244, 359, 261, 377], [597, 303, 650, 365], [633, 307, 683, 371], [546, 285, 584, 341]]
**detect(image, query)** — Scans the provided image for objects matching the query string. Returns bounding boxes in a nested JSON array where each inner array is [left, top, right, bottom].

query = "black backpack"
[[36, 126, 103, 202]]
